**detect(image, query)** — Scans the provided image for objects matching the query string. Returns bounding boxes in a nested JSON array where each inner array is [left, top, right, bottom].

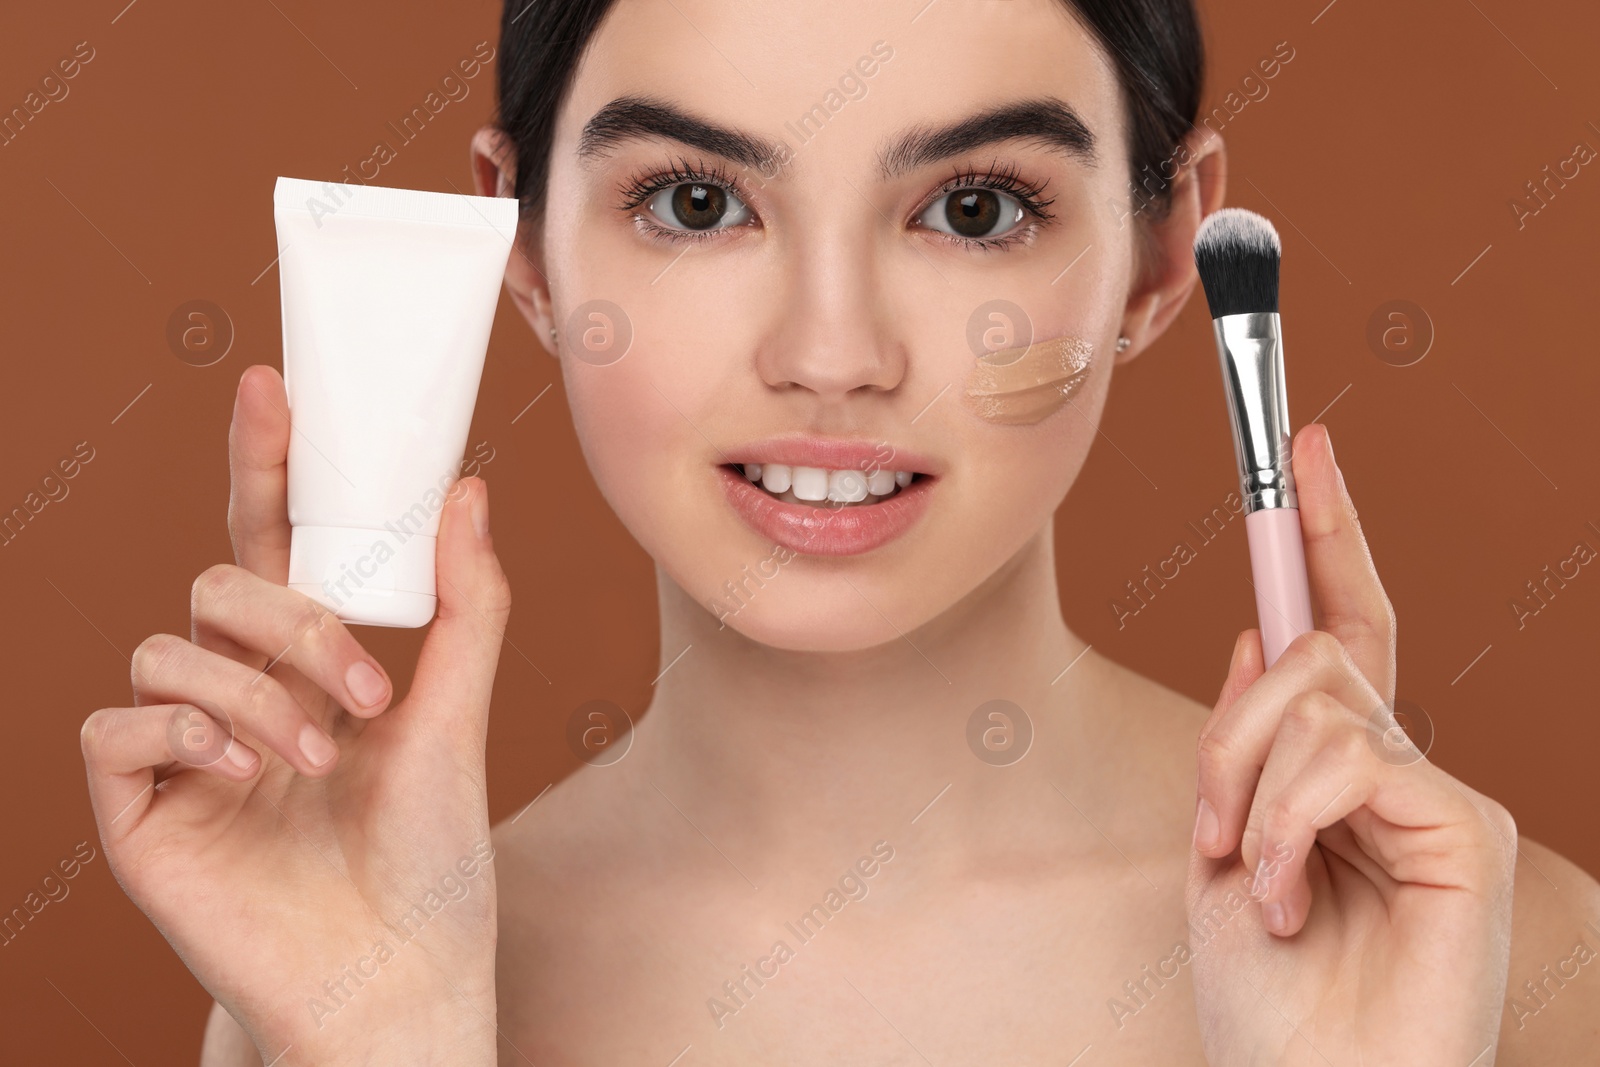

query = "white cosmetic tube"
[[273, 176, 519, 627]]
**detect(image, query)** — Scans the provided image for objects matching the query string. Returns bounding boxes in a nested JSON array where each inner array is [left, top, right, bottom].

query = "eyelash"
[[616, 156, 746, 246], [615, 155, 1058, 251], [918, 160, 1058, 252]]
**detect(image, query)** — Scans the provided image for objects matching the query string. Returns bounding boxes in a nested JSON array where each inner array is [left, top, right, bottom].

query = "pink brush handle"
[[1244, 507, 1314, 667]]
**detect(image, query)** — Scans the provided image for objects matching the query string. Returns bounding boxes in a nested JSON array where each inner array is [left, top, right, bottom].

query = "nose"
[[754, 229, 908, 402]]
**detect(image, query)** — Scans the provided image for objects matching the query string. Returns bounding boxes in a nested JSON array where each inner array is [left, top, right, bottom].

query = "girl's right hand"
[[79, 365, 511, 1065]]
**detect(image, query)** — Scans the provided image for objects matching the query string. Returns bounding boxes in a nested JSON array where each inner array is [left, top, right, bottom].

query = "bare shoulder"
[[1082, 646, 1213, 733], [1065, 648, 1213, 846], [489, 763, 652, 907], [488, 758, 684, 967], [1495, 834, 1600, 1061], [1077, 648, 1211, 771]]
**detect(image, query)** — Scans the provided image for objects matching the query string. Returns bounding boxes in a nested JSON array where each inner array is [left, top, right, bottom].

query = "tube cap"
[[288, 524, 438, 628]]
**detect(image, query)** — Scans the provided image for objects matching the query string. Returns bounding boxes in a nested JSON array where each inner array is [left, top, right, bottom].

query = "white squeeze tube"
[[273, 175, 519, 627]]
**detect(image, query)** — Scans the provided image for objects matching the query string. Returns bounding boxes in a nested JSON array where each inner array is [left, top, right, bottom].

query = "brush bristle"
[[1193, 208, 1282, 318]]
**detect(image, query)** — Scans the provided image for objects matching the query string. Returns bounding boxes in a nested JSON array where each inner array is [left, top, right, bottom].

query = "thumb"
[[406, 477, 511, 737]]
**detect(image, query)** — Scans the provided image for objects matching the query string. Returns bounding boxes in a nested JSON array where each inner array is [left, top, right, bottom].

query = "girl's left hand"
[[1186, 422, 1517, 1065]]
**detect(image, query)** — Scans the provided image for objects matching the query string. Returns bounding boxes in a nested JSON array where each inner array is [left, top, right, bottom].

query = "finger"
[[1194, 629, 1374, 859], [1209, 687, 1489, 906], [1308, 811, 1398, 893], [1246, 722, 1494, 937], [1293, 422, 1396, 700], [130, 633, 340, 777], [227, 364, 293, 584], [82, 704, 260, 837], [1208, 629, 1265, 726], [1237, 690, 1351, 895], [190, 563, 393, 718], [1193, 629, 1264, 853], [406, 478, 511, 744], [1336, 771, 1513, 893]]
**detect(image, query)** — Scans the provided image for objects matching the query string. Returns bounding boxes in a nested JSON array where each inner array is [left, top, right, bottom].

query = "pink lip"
[[717, 465, 935, 556], [721, 435, 942, 476]]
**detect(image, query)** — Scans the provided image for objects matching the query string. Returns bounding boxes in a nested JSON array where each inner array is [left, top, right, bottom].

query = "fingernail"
[[471, 479, 490, 540], [1322, 424, 1336, 466], [223, 739, 258, 774], [346, 660, 388, 708], [1263, 901, 1287, 934], [298, 723, 338, 767], [1193, 796, 1220, 851]]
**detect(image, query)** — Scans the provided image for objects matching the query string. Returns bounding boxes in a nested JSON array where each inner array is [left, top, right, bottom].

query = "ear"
[[471, 125, 558, 358], [1115, 128, 1227, 365]]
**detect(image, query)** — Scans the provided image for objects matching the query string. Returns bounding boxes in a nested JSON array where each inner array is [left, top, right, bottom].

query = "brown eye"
[[919, 187, 1026, 241], [949, 190, 1000, 236], [647, 181, 751, 233]]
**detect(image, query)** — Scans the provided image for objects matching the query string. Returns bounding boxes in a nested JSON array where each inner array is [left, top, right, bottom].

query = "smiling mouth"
[[723, 463, 925, 508]]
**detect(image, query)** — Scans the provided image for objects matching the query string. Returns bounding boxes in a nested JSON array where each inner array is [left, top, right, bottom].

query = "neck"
[[636, 520, 1099, 868]]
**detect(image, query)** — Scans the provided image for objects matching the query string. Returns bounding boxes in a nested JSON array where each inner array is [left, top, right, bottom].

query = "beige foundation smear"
[[963, 335, 1095, 425]]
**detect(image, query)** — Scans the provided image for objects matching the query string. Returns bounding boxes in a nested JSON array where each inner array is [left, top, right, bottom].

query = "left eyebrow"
[[574, 94, 1098, 179], [877, 98, 1098, 180]]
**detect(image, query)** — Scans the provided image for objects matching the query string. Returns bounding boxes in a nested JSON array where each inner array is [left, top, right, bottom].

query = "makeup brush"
[[1193, 207, 1313, 667]]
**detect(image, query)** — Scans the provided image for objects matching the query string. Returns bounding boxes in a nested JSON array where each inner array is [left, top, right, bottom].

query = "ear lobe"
[[1111, 331, 1143, 366]]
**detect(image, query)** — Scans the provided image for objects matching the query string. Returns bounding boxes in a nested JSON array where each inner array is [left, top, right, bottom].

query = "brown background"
[[2, 0, 1596, 1059]]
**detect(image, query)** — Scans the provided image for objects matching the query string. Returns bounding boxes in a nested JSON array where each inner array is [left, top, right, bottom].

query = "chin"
[[705, 576, 926, 654], [651, 496, 1043, 655]]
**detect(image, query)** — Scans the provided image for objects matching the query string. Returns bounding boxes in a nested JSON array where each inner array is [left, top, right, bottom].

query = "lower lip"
[[717, 466, 934, 556]]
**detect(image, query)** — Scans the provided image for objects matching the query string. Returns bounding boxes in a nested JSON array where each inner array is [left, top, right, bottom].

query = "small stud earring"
[[549, 325, 558, 344], [1116, 335, 1131, 353]]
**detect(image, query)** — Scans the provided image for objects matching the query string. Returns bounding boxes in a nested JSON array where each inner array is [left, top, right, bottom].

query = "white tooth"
[[828, 469, 869, 502], [866, 468, 896, 495], [761, 464, 792, 493], [744, 463, 763, 481], [790, 466, 829, 501], [894, 470, 913, 488]]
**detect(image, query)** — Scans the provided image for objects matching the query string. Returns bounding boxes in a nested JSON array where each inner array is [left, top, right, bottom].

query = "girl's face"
[[487, 0, 1211, 652]]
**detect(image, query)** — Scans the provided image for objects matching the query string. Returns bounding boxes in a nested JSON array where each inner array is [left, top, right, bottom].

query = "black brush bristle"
[[1192, 208, 1282, 319]]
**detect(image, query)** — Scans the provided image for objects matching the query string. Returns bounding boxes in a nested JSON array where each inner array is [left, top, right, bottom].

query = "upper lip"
[[721, 435, 942, 477]]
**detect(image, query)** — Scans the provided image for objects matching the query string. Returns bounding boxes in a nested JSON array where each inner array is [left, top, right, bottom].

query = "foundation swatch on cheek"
[[962, 335, 1095, 425]]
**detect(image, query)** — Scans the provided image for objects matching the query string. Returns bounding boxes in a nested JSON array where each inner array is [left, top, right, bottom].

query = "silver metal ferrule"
[[1211, 312, 1295, 514]]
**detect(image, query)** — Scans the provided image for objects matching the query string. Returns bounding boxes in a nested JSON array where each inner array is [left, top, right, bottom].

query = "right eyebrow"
[[577, 96, 787, 172]]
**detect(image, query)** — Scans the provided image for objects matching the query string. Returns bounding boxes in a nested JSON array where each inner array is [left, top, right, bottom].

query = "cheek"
[[565, 354, 706, 536], [549, 211, 712, 521], [957, 355, 1110, 538], [940, 260, 1124, 504], [560, 303, 751, 601], [962, 335, 1093, 425]]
